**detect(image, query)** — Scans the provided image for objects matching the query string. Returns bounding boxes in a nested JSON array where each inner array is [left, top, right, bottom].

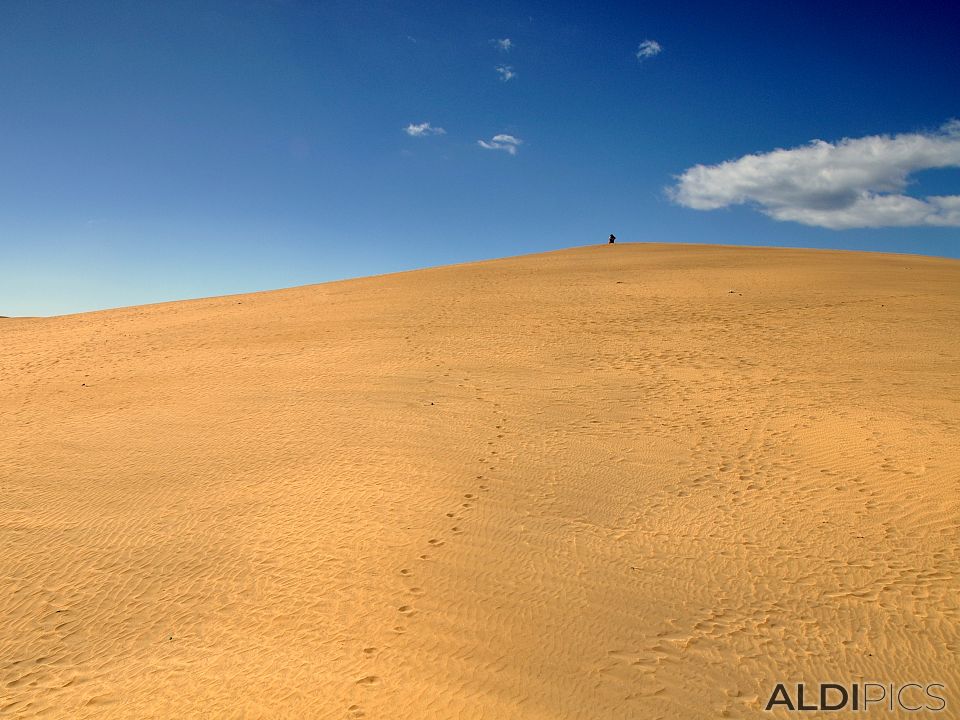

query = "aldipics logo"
[[764, 683, 947, 712]]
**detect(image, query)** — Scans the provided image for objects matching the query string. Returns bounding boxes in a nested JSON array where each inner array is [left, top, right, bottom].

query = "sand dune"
[[1, 243, 958, 718]]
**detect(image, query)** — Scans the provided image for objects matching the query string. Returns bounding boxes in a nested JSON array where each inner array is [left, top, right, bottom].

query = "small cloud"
[[493, 38, 513, 51], [404, 122, 446, 137], [496, 65, 516, 82], [636, 39, 662, 61], [478, 134, 522, 156], [668, 120, 960, 229]]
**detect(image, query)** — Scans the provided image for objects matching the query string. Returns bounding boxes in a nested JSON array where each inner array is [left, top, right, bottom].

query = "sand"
[[1, 243, 958, 718]]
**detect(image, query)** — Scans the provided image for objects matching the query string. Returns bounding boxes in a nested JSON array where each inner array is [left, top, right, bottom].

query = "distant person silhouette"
[[608, 234, 616, 244]]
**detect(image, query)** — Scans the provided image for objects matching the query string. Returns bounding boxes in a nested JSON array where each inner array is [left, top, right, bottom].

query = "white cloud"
[[493, 38, 513, 51], [669, 121, 960, 229], [636, 39, 662, 60], [496, 65, 516, 82], [404, 122, 446, 137], [478, 134, 522, 156]]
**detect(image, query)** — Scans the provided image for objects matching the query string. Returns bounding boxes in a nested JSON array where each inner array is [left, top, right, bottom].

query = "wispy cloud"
[[668, 120, 960, 229], [495, 65, 516, 82], [478, 134, 522, 155], [404, 122, 446, 137], [493, 38, 513, 51], [636, 39, 662, 61]]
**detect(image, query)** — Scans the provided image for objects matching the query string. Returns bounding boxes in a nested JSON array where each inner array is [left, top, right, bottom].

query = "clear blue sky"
[[2, 0, 958, 316]]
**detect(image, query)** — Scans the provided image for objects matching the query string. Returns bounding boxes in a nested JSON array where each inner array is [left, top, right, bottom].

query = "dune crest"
[[2, 243, 958, 718]]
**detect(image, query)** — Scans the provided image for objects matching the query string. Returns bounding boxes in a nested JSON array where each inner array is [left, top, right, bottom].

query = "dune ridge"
[[1, 243, 958, 718]]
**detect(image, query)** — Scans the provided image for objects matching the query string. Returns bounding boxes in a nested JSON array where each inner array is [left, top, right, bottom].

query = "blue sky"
[[1, 0, 958, 316]]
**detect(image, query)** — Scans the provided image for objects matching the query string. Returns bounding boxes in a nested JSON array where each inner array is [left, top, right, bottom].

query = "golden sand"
[[2, 243, 958, 718]]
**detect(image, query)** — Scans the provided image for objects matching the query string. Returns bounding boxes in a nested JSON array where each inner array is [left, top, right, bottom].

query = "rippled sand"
[[2, 243, 958, 718]]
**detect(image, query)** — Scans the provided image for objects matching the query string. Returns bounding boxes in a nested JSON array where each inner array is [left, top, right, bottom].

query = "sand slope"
[[1, 243, 958, 718]]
